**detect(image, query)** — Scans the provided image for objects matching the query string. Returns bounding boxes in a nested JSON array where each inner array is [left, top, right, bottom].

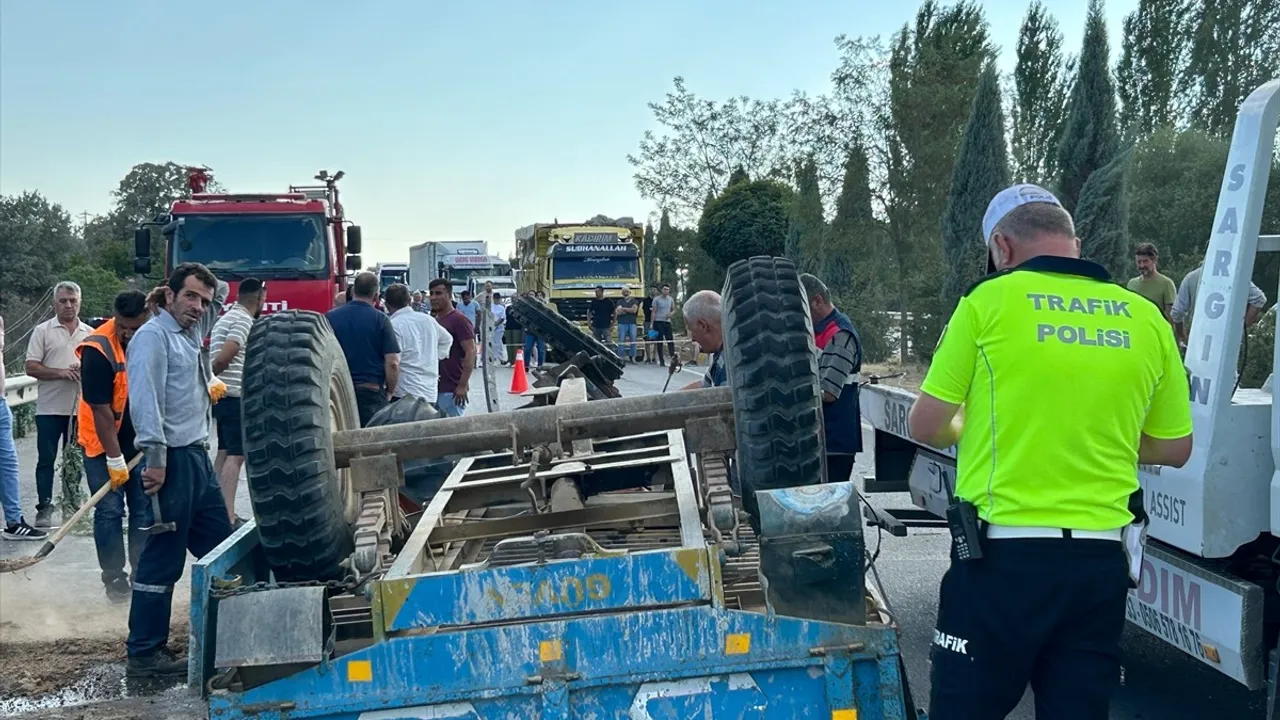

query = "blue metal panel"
[[206, 605, 911, 719], [189, 521, 263, 691], [379, 548, 712, 631]]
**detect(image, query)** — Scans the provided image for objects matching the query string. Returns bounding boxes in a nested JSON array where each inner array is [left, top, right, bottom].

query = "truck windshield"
[[552, 257, 639, 281], [172, 213, 328, 279], [380, 271, 408, 292]]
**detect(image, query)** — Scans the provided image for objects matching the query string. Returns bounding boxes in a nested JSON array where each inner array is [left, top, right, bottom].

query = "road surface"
[[0, 362, 1266, 718]]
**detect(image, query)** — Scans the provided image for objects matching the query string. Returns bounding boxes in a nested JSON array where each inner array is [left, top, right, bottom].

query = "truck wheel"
[[508, 295, 625, 384], [721, 256, 826, 523], [240, 310, 358, 582]]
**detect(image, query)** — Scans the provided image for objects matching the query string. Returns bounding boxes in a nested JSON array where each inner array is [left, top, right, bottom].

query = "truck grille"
[[553, 298, 592, 322]]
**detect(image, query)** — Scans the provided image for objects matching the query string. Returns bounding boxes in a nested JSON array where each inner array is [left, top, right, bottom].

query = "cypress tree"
[[830, 143, 894, 362], [785, 157, 825, 274], [1116, 0, 1191, 137], [942, 63, 1011, 316], [727, 165, 750, 188], [1055, 0, 1120, 214], [1075, 148, 1134, 280], [1011, 1, 1069, 183]]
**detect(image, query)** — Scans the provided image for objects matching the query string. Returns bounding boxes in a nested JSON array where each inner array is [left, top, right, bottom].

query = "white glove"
[[106, 454, 130, 490]]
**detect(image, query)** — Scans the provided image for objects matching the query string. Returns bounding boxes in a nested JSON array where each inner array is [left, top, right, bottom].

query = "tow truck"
[[134, 168, 363, 314], [187, 256, 922, 718], [862, 78, 1280, 715]]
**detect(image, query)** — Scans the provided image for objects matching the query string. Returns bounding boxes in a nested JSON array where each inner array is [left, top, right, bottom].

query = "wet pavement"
[[0, 361, 1267, 718]]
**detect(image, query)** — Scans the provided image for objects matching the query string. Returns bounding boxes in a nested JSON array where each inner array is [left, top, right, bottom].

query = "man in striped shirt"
[[210, 278, 265, 525], [800, 274, 863, 484]]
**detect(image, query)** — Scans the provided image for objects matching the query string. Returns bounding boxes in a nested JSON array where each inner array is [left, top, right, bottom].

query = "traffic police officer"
[[907, 184, 1193, 719]]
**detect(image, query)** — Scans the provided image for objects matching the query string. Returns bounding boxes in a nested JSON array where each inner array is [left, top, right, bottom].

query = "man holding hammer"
[[124, 262, 234, 678]]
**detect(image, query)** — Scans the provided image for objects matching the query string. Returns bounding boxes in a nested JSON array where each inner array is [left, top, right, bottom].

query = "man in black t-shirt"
[[77, 290, 153, 603], [588, 286, 616, 344]]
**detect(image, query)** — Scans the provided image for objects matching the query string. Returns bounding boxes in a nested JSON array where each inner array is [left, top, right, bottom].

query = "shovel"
[[0, 453, 142, 573]]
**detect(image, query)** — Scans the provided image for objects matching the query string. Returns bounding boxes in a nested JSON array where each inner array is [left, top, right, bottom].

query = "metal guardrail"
[[3, 375, 38, 408]]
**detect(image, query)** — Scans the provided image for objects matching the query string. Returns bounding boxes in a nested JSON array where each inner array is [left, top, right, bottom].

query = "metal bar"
[[3, 374, 38, 408], [427, 496, 681, 544], [388, 456, 479, 577], [334, 387, 732, 467], [1259, 234, 1280, 252], [665, 430, 708, 549]]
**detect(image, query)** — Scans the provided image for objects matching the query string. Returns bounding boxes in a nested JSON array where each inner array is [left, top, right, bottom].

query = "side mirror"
[[346, 254, 362, 271], [134, 257, 153, 275], [134, 227, 151, 258], [347, 226, 363, 255]]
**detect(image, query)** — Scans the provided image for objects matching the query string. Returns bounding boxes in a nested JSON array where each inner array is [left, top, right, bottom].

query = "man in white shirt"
[[488, 292, 508, 366], [210, 278, 266, 524], [385, 284, 452, 404]]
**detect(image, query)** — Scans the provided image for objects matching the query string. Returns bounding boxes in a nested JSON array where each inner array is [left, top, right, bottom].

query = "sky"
[[0, 0, 1136, 264]]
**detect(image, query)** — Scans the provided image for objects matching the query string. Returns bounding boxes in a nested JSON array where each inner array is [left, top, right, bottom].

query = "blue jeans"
[[83, 453, 153, 583], [437, 392, 465, 418], [127, 445, 233, 657], [523, 334, 547, 367], [617, 323, 637, 360], [0, 402, 21, 526]]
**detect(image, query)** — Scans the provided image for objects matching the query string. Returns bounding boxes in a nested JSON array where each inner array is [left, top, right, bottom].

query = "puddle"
[[0, 661, 184, 716]]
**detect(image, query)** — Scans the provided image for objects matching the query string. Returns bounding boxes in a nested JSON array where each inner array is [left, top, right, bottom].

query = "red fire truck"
[[134, 168, 363, 314]]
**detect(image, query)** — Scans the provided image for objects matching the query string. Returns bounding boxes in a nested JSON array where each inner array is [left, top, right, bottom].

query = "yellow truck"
[[514, 216, 652, 328]]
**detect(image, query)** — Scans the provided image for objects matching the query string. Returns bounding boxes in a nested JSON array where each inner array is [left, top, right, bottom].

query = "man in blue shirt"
[[125, 262, 234, 678], [326, 272, 401, 427]]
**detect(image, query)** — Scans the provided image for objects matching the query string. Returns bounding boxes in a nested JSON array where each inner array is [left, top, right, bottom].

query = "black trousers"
[[826, 454, 856, 484], [34, 414, 72, 508], [929, 536, 1129, 720], [355, 386, 388, 428], [652, 321, 675, 365], [127, 445, 233, 657]]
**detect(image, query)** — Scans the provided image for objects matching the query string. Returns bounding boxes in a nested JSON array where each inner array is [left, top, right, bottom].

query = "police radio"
[[943, 471, 984, 562]]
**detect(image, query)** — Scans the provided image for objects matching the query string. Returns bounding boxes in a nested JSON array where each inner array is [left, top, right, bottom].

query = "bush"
[[698, 180, 794, 270]]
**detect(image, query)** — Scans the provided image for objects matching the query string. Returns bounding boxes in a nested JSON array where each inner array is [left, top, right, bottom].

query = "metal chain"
[[209, 574, 361, 599]]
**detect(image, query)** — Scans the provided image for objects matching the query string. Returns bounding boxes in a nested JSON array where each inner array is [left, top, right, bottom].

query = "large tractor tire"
[[508, 295, 625, 384], [240, 310, 359, 582], [721, 256, 826, 523]]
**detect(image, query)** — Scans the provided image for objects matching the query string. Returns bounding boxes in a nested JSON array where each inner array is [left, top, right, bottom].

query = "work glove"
[[208, 377, 228, 405], [106, 454, 130, 490]]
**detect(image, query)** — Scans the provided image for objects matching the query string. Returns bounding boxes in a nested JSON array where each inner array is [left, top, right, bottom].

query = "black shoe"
[[104, 576, 132, 604], [126, 650, 187, 678], [33, 506, 55, 529], [2, 518, 48, 541]]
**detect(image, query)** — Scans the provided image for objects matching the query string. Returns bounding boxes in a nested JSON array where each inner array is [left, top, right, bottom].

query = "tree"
[[1011, 1, 1070, 183], [1116, 0, 1191, 137], [942, 64, 1011, 315], [1183, 0, 1280, 136], [62, 263, 126, 318], [629, 78, 792, 223], [1056, 0, 1120, 215], [830, 143, 894, 363], [697, 180, 794, 271], [0, 191, 80, 314], [727, 166, 751, 187], [642, 222, 658, 289], [786, 158, 826, 274], [1075, 148, 1134, 280]]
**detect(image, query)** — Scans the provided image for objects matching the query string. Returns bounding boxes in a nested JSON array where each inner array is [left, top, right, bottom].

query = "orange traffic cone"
[[509, 348, 530, 394]]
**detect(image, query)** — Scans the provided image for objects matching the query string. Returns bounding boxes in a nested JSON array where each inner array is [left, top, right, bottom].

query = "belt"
[[984, 524, 1122, 541]]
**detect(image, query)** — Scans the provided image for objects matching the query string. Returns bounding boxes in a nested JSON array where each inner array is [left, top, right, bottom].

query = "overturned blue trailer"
[[187, 257, 923, 719]]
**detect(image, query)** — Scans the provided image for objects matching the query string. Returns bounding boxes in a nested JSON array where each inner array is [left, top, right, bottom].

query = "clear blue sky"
[[0, 0, 1134, 263]]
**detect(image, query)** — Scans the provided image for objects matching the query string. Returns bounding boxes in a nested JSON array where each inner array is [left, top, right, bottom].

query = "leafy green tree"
[[1183, 0, 1280, 136], [697, 180, 794, 271], [1056, 0, 1120, 215], [942, 63, 1011, 315], [1075, 148, 1134, 280], [62, 263, 126, 318], [830, 143, 894, 363], [0, 191, 80, 314], [1116, 0, 1191, 137], [1011, 1, 1070, 183], [785, 158, 825, 274]]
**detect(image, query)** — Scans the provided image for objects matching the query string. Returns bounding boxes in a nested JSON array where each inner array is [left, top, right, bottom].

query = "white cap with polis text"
[[982, 184, 1063, 245]]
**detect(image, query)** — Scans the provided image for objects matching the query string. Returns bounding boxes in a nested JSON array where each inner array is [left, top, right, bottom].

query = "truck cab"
[[516, 220, 645, 327], [375, 262, 410, 295], [134, 168, 362, 315]]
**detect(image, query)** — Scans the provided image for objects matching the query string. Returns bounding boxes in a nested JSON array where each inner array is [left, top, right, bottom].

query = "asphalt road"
[[1, 361, 1270, 718]]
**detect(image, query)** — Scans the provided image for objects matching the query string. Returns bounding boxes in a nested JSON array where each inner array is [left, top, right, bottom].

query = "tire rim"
[[329, 375, 361, 526]]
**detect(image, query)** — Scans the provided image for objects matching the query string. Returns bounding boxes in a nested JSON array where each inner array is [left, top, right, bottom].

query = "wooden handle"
[[43, 454, 143, 548]]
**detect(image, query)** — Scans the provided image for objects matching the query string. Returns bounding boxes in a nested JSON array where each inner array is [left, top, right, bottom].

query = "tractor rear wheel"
[[240, 310, 359, 582], [721, 256, 826, 523]]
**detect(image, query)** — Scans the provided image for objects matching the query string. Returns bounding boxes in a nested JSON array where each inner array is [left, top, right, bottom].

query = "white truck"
[[374, 261, 410, 293], [408, 240, 491, 299], [862, 79, 1280, 713]]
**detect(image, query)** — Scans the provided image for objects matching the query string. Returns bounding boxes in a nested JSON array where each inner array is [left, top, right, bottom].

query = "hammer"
[[143, 494, 176, 535]]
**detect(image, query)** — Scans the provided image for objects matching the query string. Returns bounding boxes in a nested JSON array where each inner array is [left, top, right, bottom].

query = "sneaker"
[[33, 506, 54, 529], [126, 650, 187, 678], [104, 576, 132, 604], [2, 518, 48, 541]]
